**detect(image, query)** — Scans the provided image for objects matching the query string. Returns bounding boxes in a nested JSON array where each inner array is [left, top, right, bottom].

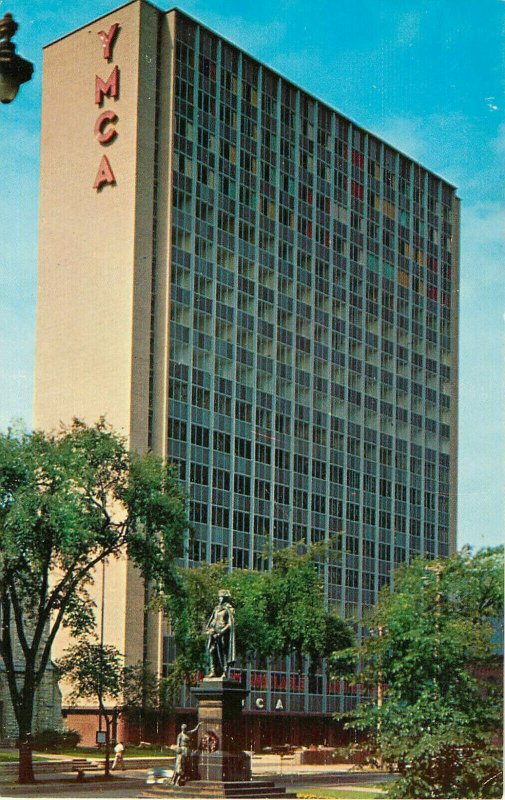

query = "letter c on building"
[[255, 697, 264, 709], [94, 110, 118, 144]]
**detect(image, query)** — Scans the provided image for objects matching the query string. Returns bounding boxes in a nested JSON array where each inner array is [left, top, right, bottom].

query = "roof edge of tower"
[[166, 5, 459, 192], [43, 0, 164, 50], [43, 1, 459, 192]]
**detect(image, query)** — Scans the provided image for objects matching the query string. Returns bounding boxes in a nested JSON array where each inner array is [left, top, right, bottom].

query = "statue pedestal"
[[142, 677, 296, 798], [192, 678, 251, 782]]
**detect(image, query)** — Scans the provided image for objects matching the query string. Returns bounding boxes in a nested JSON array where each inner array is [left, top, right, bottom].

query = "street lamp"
[[0, 13, 33, 104]]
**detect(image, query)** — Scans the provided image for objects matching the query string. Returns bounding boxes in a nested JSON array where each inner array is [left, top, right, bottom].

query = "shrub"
[[31, 728, 81, 751]]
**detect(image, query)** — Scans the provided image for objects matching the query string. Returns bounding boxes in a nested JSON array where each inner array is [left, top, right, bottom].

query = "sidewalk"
[[253, 755, 359, 775], [251, 754, 390, 783], [0, 753, 392, 798]]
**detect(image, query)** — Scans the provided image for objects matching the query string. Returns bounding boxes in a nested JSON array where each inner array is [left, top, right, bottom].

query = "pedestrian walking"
[[112, 740, 125, 770]]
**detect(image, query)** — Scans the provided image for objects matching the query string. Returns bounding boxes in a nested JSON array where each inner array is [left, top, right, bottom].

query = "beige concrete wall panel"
[[35, 1, 153, 695], [142, 10, 177, 674], [124, 558, 148, 666], [150, 10, 176, 460], [50, 553, 129, 705], [35, 1, 143, 436], [129, 0, 161, 454], [123, 0, 162, 667]]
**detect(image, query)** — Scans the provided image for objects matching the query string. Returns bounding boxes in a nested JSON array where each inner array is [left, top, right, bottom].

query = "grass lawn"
[[296, 786, 388, 799], [52, 745, 175, 759], [0, 752, 22, 763], [0, 751, 46, 763]]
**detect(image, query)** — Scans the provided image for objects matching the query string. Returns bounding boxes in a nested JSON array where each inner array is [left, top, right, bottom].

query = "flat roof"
[[43, 0, 158, 49], [169, 6, 457, 192], [45, 0, 458, 192]]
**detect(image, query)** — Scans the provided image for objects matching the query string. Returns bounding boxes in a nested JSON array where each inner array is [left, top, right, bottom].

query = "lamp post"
[[0, 13, 33, 104]]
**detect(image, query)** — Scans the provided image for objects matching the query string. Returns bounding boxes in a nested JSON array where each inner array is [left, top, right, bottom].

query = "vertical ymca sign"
[[93, 23, 120, 190]]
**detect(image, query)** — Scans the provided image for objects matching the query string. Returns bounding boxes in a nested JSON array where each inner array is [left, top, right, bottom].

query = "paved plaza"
[[0, 753, 392, 799]]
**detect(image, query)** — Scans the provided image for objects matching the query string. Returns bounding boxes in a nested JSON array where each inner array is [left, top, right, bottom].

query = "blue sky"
[[0, 0, 503, 551]]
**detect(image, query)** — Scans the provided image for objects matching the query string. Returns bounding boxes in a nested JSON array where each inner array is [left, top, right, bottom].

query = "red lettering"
[[98, 23, 120, 61], [95, 65, 119, 106], [95, 110, 118, 144], [93, 155, 116, 190]]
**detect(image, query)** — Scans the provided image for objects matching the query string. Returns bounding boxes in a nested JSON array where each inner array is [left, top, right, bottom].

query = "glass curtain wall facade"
[[164, 12, 457, 717]]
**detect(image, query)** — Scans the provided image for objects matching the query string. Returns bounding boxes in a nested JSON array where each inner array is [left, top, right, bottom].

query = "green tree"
[[0, 419, 189, 783], [332, 547, 504, 798], [57, 640, 169, 775], [163, 544, 354, 697]]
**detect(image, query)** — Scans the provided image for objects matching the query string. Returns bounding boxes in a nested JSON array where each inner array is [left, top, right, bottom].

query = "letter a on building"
[[93, 155, 116, 190]]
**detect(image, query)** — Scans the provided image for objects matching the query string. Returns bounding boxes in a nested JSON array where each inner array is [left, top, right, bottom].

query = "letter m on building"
[[95, 66, 119, 106]]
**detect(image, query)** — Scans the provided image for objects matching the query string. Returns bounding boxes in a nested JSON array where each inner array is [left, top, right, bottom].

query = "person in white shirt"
[[112, 740, 125, 770]]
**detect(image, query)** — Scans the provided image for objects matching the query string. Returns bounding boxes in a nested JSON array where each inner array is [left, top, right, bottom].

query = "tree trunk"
[[18, 727, 35, 784], [15, 670, 38, 784], [104, 715, 111, 777]]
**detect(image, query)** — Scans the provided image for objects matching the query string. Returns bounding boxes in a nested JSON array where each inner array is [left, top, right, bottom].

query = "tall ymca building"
[[35, 0, 459, 746]]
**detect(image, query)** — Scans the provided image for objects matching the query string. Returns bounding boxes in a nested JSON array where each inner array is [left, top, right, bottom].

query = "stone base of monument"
[[193, 678, 251, 781], [142, 678, 295, 798], [142, 780, 296, 798], [197, 749, 252, 782]]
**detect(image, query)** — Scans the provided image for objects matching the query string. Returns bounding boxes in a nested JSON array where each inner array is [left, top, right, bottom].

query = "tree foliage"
[[57, 639, 169, 773], [331, 547, 504, 798], [163, 544, 354, 697], [0, 419, 189, 782]]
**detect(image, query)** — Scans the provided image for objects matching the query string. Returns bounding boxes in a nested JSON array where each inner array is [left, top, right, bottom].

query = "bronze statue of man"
[[206, 589, 236, 678]]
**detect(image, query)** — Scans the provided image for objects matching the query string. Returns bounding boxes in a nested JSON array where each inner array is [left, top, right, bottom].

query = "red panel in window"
[[352, 149, 364, 169], [428, 286, 438, 300], [351, 181, 364, 200]]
